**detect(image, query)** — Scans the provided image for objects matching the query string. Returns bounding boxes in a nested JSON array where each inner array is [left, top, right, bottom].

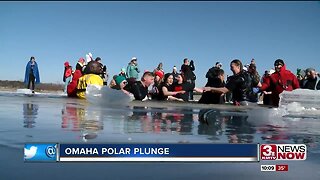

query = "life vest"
[[76, 74, 103, 99]]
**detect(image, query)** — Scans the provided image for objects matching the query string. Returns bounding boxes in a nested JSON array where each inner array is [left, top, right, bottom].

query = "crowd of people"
[[24, 54, 320, 107]]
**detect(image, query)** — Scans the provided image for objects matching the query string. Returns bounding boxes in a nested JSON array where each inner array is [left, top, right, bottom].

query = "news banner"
[[24, 143, 307, 171]]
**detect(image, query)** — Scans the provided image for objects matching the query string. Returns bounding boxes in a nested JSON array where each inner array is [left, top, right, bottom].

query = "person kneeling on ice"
[[173, 73, 203, 102], [199, 68, 225, 104], [157, 73, 185, 101], [122, 71, 154, 101], [110, 75, 128, 90], [76, 61, 104, 99], [203, 59, 260, 106]]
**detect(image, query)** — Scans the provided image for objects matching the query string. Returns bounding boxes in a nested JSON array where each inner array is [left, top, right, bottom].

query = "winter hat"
[[115, 76, 126, 85], [173, 66, 177, 70], [155, 70, 164, 79], [274, 59, 285, 66], [95, 57, 101, 62], [305, 68, 315, 74], [120, 68, 126, 73], [78, 57, 85, 63], [86, 53, 93, 63], [64, 61, 70, 67]]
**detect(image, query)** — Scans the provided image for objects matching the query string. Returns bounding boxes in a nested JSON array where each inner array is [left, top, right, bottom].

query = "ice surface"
[[16, 88, 32, 94]]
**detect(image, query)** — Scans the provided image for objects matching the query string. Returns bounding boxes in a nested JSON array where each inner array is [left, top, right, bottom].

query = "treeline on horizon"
[[0, 80, 205, 95], [0, 80, 63, 91]]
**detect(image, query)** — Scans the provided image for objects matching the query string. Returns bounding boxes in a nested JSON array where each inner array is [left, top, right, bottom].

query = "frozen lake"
[[0, 92, 319, 180]]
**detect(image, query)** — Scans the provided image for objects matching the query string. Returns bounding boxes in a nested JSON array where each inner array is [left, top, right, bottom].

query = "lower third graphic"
[[24, 144, 57, 162]]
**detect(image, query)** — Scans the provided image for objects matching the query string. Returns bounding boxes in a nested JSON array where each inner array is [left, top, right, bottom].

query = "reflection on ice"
[[198, 106, 320, 157], [198, 109, 256, 143], [23, 103, 38, 128], [61, 103, 104, 142], [124, 107, 195, 135]]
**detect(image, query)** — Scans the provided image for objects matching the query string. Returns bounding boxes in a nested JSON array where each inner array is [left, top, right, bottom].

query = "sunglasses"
[[274, 63, 283, 66]]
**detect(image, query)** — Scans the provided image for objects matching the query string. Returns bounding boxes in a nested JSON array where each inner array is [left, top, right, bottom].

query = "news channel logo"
[[260, 144, 307, 161], [24, 144, 58, 162]]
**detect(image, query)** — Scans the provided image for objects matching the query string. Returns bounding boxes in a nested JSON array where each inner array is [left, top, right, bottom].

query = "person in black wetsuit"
[[199, 68, 225, 104], [205, 62, 222, 82], [204, 59, 260, 106], [123, 72, 155, 101]]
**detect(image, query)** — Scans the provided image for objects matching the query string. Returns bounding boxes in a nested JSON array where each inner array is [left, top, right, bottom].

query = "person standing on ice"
[[24, 56, 40, 94], [180, 58, 196, 101], [63, 61, 72, 93], [126, 57, 140, 80], [258, 59, 300, 107]]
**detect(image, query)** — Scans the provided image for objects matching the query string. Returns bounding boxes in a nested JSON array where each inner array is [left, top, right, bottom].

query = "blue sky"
[[1, 2, 319, 87]]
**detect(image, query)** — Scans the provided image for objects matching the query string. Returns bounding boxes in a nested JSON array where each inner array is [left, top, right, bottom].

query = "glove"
[[253, 87, 260, 94]]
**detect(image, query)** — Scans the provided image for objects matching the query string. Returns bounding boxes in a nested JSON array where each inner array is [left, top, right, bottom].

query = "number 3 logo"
[[262, 145, 273, 156]]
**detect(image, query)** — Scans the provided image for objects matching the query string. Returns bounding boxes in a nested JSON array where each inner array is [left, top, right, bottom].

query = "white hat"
[[85, 54, 92, 63], [131, 57, 137, 61]]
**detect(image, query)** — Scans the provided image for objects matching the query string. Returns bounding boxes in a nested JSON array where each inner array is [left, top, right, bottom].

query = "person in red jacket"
[[259, 59, 300, 107], [67, 58, 84, 97], [63, 61, 73, 93]]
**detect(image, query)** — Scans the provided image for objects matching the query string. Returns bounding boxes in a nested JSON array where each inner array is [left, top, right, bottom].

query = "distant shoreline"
[[0, 80, 64, 93]]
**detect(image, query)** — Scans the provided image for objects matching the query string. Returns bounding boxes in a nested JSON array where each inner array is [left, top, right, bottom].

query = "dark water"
[[0, 93, 319, 180]]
